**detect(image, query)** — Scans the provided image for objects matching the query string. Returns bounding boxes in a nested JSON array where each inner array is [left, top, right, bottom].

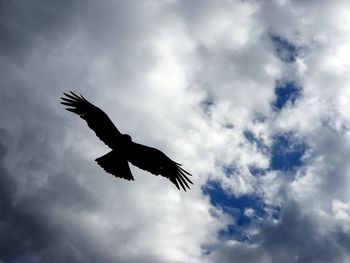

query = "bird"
[[60, 91, 193, 191]]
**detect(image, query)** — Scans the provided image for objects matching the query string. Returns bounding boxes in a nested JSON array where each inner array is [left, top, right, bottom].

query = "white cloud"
[[1, 0, 350, 262]]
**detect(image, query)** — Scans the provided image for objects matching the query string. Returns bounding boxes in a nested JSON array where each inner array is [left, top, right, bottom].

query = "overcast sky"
[[1, 0, 350, 262]]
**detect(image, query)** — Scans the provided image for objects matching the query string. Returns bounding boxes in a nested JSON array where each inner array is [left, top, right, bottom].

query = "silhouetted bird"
[[61, 91, 193, 191]]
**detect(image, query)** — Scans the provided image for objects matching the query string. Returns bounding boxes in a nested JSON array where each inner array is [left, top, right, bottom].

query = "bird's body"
[[61, 91, 192, 191]]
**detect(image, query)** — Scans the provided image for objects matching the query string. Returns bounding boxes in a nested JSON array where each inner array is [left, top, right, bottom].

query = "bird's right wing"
[[128, 142, 193, 191], [61, 91, 121, 148]]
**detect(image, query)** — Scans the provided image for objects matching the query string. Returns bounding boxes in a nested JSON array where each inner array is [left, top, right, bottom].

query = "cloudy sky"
[[1, 0, 350, 262]]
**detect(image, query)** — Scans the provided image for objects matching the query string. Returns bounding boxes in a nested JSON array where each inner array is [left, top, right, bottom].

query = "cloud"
[[207, 201, 349, 263], [1, 0, 350, 262], [0, 1, 223, 262]]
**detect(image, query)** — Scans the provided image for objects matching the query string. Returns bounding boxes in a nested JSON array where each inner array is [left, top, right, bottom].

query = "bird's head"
[[122, 134, 132, 142]]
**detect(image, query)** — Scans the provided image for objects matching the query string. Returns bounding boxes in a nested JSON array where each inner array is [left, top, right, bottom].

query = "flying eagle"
[[61, 91, 193, 191]]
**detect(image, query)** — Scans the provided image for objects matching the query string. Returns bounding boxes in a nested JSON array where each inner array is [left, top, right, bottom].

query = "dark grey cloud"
[[0, 0, 79, 63], [0, 1, 217, 261], [260, 202, 345, 263], [208, 200, 350, 263], [0, 120, 167, 263], [0, 131, 95, 262]]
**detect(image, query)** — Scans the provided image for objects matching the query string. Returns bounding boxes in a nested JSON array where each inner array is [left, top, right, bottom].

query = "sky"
[[1, 0, 350, 262]]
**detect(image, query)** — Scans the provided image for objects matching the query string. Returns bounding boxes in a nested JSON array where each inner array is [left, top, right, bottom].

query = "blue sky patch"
[[202, 181, 267, 239], [273, 81, 301, 111], [270, 34, 299, 63], [249, 165, 266, 177], [202, 181, 266, 221], [270, 133, 307, 172], [243, 130, 256, 143], [202, 181, 282, 240], [202, 132, 307, 240]]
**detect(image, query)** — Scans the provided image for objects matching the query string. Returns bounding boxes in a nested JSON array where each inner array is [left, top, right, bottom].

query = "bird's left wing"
[[127, 142, 193, 191], [61, 91, 121, 148]]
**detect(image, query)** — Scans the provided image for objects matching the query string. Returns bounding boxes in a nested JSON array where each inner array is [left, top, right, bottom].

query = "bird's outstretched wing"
[[95, 150, 134, 181], [61, 91, 121, 148], [127, 142, 193, 191]]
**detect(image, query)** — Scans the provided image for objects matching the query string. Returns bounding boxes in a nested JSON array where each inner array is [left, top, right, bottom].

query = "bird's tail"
[[95, 151, 112, 167], [95, 151, 134, 181]]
